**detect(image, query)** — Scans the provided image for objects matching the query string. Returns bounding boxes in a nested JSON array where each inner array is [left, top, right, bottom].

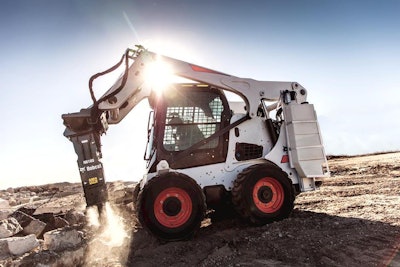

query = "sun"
[[144, 56, 174, 94]]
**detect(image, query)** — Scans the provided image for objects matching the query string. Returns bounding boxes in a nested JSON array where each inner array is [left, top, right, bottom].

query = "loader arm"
[[94, 47, 308, 125]]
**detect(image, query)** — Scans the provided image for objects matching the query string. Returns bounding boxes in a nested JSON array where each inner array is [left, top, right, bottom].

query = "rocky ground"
[[0, 152, 399, 266]]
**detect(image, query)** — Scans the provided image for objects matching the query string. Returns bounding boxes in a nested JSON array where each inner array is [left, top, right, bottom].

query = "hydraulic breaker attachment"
[[62, 109, 108, 209]]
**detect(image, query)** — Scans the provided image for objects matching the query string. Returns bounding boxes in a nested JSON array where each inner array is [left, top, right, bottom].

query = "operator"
[[169, 114, 204, 150]]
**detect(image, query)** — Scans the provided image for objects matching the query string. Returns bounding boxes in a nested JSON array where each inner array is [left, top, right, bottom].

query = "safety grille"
[[235, 142, 263, 161], [163, 91, 224, 151]]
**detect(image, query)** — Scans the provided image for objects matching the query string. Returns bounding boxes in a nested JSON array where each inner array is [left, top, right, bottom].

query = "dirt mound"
[[126, 152, 400, 266], [1, 152, 399, 266]]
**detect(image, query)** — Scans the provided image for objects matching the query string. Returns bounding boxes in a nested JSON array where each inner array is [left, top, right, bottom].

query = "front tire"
[[137, 172, 206, 241], [232, 162, 295, 225]]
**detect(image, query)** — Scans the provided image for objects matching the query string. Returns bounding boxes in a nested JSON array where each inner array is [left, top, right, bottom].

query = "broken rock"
[[7, 197, 17, 207], [0, 198, 12, 220], [23, 217, 46, 237], [0, 210, 12, 221], [7, 234, 39, 256], [31, 213, 73, 237], [44, 228, 83, 251], [0, 217, 22, 238], [19, 245, 86, 266], [0, 238, 10, 260], [10, 210, 46, 237], [54, 216, 69, 229], [11, 210, 35, 227], [0, 198, 9, 209], [65, 209, 85, 225]]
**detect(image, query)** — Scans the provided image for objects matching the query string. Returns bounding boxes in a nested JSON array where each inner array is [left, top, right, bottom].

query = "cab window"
[[163, 90, 224, 151]]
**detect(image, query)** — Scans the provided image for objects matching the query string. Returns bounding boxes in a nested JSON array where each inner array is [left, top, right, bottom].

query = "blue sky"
[[1, 0, 399, 189]]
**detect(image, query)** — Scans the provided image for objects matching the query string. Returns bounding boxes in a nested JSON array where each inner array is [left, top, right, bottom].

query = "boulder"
[[0, 198, 10, 209], [22, 218, 46, 237], [11, 210, 34, 227], [6, 234, 39, 256], [7, 197, 17, 207], [18, 245, 85, 266], [0, 217, 22, 238], [65, 209, 85, 225], [0, 199, 11, 220], [107, 182, 134, 204], [0, 210, 12, 221], [54, 216, 69, 229], [10, 210, 46, 237], [17, 207, 35, 216], [44, 228, 83, 251], [19, 198, 31, 205], [0, 238, 10, 260], [33, 213, 70, 236]]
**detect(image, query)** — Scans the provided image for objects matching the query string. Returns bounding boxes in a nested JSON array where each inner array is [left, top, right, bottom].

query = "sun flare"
[[144, 57, 174, 94]]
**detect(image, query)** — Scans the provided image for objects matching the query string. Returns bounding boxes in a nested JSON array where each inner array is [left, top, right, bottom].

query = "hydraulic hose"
[[88, 48, 134, 106]]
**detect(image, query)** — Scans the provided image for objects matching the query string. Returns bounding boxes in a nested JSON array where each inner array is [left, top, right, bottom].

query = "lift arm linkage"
[[94, 47, 308, 124]]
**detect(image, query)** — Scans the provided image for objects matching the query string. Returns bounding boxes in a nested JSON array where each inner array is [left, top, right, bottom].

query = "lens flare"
[[144, 57, 173, 94]]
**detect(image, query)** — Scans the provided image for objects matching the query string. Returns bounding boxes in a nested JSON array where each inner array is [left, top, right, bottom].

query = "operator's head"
[[168, 113, 183, 126]]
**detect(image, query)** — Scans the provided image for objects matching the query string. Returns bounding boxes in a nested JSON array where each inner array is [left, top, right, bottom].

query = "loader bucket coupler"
[[62, 109, 93, 133]]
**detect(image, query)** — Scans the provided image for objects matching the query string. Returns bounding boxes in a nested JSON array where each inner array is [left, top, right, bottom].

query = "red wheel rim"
[[154, 187, 192, 228], [252, 177, 284, 213]]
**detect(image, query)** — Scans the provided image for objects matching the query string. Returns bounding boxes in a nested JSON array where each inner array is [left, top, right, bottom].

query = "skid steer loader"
[[62, 45, 329, 240]]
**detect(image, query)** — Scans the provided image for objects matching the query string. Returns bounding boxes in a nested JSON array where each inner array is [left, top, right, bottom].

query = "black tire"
[[137, 172, 206, 241], [232, 162, 295, 225]]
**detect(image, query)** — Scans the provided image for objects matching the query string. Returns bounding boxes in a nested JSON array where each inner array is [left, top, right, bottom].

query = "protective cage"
[[162, 87, 225, 151], [148, 84, 232, 171]]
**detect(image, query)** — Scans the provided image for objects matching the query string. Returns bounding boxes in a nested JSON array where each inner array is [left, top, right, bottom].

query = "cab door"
[[155, 84, 231, 170]]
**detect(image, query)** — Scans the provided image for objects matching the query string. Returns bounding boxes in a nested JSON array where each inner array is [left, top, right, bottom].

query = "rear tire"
[[137, 172, 206, 241], [232, 162, 295, 225]]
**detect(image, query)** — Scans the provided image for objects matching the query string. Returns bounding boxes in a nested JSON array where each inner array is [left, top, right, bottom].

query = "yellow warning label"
[[88, 177, 98, 185]]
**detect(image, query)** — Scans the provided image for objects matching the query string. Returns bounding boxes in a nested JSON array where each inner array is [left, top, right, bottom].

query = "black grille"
[[235, 142, 263, 161]]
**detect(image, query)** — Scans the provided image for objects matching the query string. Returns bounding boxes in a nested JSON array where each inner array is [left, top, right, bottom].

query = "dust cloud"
[[85, 202, 131, 266]]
